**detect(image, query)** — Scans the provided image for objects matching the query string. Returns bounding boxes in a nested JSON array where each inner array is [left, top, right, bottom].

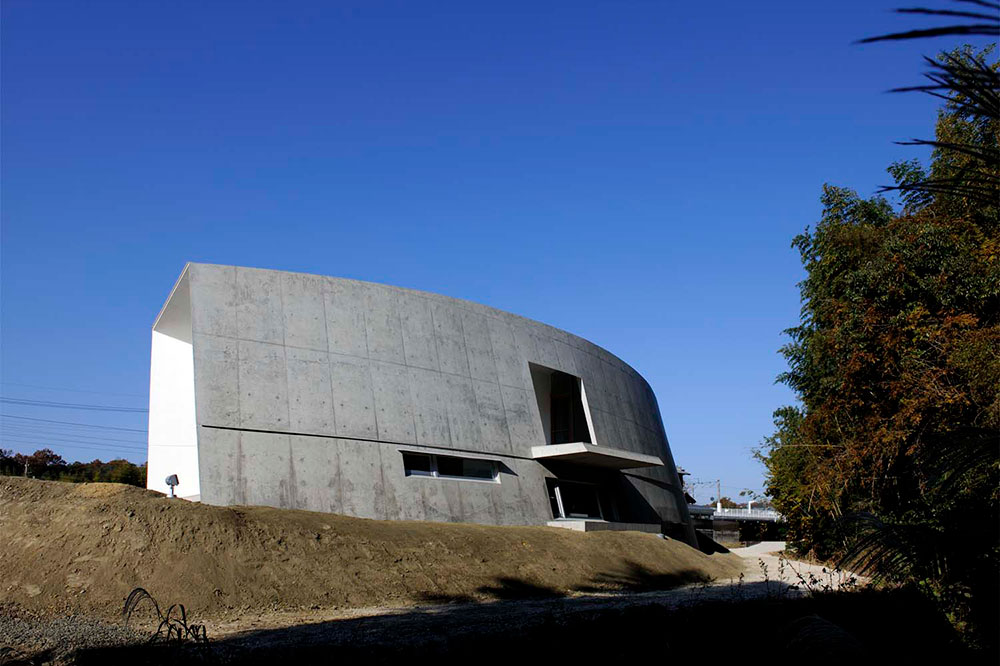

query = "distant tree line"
[[0, 448, 147, 487]]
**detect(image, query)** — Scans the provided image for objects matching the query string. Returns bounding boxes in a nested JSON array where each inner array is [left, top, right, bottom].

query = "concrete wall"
[[152, 263, 692, 535]]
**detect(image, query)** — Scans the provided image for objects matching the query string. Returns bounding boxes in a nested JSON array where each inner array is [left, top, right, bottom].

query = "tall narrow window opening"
[[530, 364, 593, 445]]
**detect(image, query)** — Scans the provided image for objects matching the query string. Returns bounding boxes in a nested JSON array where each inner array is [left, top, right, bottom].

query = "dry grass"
[[1, 477, 743, 623]]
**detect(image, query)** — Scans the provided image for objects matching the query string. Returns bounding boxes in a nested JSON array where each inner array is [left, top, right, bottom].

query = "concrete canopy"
[[529, 443, 664, 469]]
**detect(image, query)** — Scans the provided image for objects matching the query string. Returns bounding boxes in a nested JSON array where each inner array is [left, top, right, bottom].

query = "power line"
[[0, 437, 146, 454], [0, 398, 148, 413], [0, 429, 146, 448], [0, 434, 145, 450], [1, 419, 148, 438], [1, 424, 146, 445], [2, 429, 146, 446], [0, 419, 136, 434], [0, 381, 146, 399], [0, 414, 147, 433]]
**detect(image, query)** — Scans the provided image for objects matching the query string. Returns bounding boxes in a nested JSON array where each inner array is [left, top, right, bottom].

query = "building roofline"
[[152, 262, 192, 330], [180, 261, 652, 384]]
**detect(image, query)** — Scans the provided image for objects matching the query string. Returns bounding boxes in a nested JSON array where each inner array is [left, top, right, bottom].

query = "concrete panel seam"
[[278, 272, 292, 429], [320, 288, 340, 435]]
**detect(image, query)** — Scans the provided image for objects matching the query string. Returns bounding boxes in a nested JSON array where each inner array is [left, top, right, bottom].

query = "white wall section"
[[147, 271, 199, 498]]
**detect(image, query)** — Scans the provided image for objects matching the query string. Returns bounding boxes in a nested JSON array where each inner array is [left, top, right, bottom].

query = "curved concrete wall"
[[148, 263, 693, 539]]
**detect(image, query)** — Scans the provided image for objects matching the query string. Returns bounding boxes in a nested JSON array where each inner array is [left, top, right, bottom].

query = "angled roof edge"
[[152, 262, 192, 331], [181, 261, 650, 384]]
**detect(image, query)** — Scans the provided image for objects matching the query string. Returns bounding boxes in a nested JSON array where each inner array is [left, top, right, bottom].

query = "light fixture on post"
[[165, 474, 179, 498]]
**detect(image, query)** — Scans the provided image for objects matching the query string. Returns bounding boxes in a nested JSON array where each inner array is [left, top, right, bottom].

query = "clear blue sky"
[[2, 1, 988, 501]]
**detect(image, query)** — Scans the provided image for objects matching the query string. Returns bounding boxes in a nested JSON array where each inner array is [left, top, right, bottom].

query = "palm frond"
[[870, 42, 999, 206], [838, 513, 947, 583], [919, 426, 1000, 494], [858, 0, 1000, 43], [859, 24, 999, 42], [895, 7, 1000, 21], [894, 139, 999, 163]]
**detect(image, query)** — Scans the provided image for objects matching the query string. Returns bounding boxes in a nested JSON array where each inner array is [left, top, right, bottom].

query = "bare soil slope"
[[1, 477, 743, 622]]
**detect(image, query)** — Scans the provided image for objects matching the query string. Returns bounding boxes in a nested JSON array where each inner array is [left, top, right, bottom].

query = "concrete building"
[[147, 263, 696, 543]]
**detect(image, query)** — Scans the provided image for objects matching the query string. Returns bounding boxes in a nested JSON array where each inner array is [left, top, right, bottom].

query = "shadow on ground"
[[695, 530, 731, 554], [416, 576, 563, 605], [66, 584, 994, 666], [577, 562, 712, 592], [417, 562, 716, 605]]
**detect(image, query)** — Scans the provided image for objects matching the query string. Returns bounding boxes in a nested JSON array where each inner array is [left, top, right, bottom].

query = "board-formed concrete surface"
[[147, 263, 695, 544]]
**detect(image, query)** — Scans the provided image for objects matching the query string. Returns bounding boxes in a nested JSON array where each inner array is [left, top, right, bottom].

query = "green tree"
[[0, 448, 147, 488], [758, 45, 999, 645], [712, 496, 742, 509], [24, 449, 68, 477]]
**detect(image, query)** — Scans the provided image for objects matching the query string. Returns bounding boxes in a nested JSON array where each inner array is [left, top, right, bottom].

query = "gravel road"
[[0, 542, 862, 664], [0, 604, 144, 665], [732, 541, 861, 589]]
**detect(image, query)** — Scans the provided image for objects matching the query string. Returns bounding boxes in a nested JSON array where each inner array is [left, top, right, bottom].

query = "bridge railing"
[[713, 508, 783, 522]]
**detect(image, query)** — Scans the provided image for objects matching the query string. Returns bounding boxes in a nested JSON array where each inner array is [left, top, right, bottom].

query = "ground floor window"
[[547, 479, 606, 519], [402, 452, 499, 483]]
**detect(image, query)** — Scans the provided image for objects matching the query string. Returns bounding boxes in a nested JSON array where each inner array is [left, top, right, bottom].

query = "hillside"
[[0, 477, 743, 623]]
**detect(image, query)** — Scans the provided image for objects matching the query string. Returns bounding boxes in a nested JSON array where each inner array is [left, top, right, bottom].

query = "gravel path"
[[206, 541, 861, 652], [0, 542, 862, 664], [0, 604, 144, 665], [732, 541, 862, 590]]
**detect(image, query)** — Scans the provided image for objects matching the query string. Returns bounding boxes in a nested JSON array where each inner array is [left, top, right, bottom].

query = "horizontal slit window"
[[402, 452, 499, 483], [401, 452, 433, 476]]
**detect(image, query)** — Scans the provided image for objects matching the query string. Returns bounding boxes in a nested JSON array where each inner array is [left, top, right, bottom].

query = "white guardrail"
[[712, 508, 783, 522]]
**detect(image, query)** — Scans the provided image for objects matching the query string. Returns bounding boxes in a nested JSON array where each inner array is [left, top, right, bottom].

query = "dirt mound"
[[0, 477, 743, 623]]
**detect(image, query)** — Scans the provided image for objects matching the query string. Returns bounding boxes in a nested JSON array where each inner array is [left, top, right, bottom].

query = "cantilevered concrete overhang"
[[530, 443, 664, 469]]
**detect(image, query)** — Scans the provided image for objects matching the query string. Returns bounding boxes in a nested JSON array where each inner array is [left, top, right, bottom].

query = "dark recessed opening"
[[546, 477, 619, 520], [530, 364, 592, 445]]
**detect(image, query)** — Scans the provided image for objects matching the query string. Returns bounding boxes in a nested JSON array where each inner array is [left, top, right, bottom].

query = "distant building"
[[147, 263, 696, 545], [677, 467, 716, 538], [675, 468, 784, 543]]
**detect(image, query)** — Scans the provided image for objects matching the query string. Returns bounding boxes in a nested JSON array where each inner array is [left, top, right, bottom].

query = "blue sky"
[[2, 1, 989, 501]]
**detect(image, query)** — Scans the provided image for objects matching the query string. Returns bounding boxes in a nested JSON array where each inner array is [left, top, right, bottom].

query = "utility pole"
[[716, 479, 721, 511]]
